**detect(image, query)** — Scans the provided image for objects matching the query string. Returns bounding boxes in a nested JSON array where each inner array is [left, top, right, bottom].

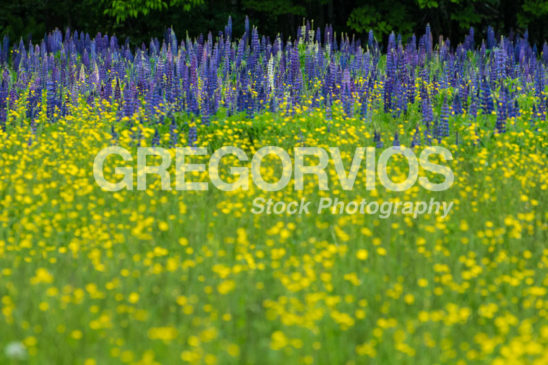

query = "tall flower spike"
[[169, 119, 178, 147], [453, 94, 462, 115], [392, 131, 400, 148], [424, 122, 432, 146], [151, 128, 160, 146], [495, 99, 506, 134], [374, 131, 383, 148], [188, 125, 197, 147], [481, 79, 494, 114], [440, 97, 450, 137]]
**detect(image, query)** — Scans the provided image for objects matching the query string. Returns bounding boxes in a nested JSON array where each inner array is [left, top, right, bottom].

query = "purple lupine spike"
[[387, 32, 396, 51], [151, 128, 160, 146], [392, 131, 400, 148], [111, 125, 118, 142], [433, 119, 442, 143], [501, 87, 509, 117], [424, 122, 432, 145], [226, 16, 233, 40], [188, 125, 197, 147], [487, 26, 495, 49], [244, 16, 250, 44], [123, 82, 138, 118], [0, 71, 8, 127], [494, 46, 506, 81], [439, 97, 450, 137], [465, 27, 475, 50], [368, 30, 375, 50], [169, 119, 178, 146], [374, 131, 383, 148], [360, 94, 367, 122], [481, 79, 494, 114], [425, 24, 432, 57], [46, 77, 56, 119], [406, 72, 415, 104], [251, 27, 259, 54], [495, 99, 507, 134], [422, 95, 434, 124], [513, 99, 520, 118], [2, 35, 10, 64], [530, 104, 538, 129], [113, 79, 121, 102]]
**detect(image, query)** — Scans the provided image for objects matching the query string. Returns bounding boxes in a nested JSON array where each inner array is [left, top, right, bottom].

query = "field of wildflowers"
[[0, 18, 547, 364]]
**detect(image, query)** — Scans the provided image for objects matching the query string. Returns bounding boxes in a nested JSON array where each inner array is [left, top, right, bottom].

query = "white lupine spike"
[[79, 64, 86, 83], [267, 56, 274, 93], [92, 62, 100, 86], [299, 26, 306, 46]]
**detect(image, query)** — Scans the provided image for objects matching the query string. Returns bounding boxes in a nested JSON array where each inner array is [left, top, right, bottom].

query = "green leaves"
[[102, 0, 204, 23], [417, 0, 439, 9], [346, 4, 414, 40]]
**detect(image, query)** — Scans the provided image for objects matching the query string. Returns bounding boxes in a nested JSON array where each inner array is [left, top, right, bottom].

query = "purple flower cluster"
[[0, 18, 546, 140]]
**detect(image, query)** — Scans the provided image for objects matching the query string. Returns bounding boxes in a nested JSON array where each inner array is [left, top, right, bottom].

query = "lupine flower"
[[188, 125, 197, 147], [481, 79, 494, 114], [374, 131, 383, 148], [151, 128, 160, 146], [439, 97, 450, 137], [0, 17, 541, 151], [392, 131, 400, 148]]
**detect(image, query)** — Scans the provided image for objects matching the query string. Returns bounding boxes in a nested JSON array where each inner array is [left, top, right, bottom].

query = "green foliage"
[[346, 4, 415, 39], [242, 0, 306, 18], [0, 0, 545, 46], [518, 0, 548, 28], [102, 0, 204, 23], [417, 0, 440, 9]]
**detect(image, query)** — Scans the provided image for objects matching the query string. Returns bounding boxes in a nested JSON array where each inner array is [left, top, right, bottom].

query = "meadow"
[[0, 19, 547, 364]]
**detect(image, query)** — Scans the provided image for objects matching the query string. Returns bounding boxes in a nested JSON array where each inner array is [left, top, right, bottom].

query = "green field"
[[0, 97, 546, 364]]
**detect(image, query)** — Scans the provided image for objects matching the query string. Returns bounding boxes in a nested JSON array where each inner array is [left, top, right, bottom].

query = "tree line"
[[0, 0, 546, 47]]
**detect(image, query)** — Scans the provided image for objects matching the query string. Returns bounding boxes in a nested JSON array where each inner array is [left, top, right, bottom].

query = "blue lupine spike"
[[440, 97, 450, 137], [368, 30, 374, 50], [388, 32, 396, 51], [226, 16, 232, 40], [46, 77, 56, 119], [481, 79, 494, 114], [244, 16, 250, 43], [374, 131, 383, 148], [424, 122, 432, 146], [496, 99, 506, 134], [2, 35, 9, 63], [425, 24, 432, 57], [487, 26, 495, 49], [530, 104, 538, 129], [469, 92, 478, 119], [513, 99, 520, 118], [151, 128, 160, 146], [360, 95, 367, 121], [453, 93, 462, 115], [188, 125, 197, 147], [168, 119, 178, 146], [111, 125, 118, 142], [393, 131, 400, 148]]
